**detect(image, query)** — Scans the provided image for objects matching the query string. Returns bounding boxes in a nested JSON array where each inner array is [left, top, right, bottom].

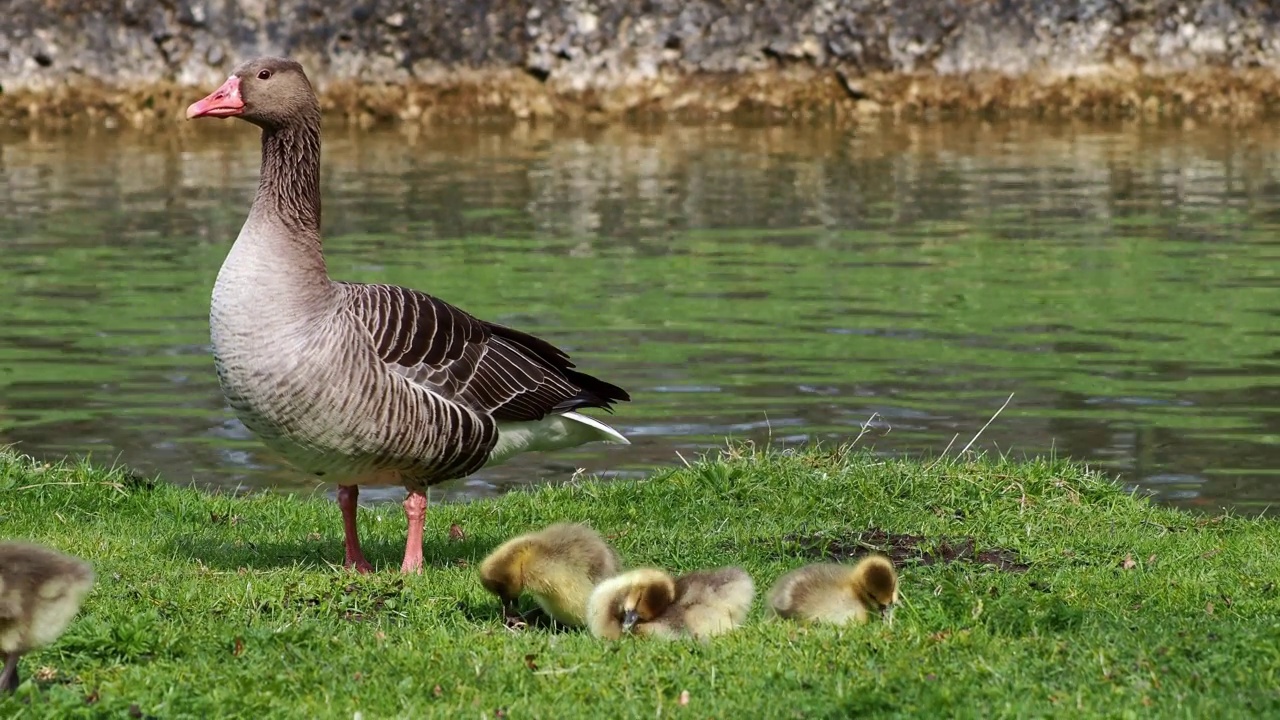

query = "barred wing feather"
[[340, 283, 629, 422]]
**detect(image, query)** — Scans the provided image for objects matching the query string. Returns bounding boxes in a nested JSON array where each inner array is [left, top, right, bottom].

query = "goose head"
[[186, 56, 318, 129]]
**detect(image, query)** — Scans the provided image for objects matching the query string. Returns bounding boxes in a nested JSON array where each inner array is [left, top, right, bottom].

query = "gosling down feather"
[[587, 566, 755, 641], [185, 57, 631, 575], [767, 555, 899, 626], [478, 523, 621, 627], [0, 542, 95, 694]]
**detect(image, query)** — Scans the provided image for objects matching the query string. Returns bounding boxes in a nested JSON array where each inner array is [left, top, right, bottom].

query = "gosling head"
[[477, 543, 530, 616], [587, 568, 677, 639], [616, 569, 677, 632], [850, 555, 899, 625]]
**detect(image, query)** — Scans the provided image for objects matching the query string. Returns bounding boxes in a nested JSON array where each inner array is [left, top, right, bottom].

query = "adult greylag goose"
[[0, 541, 96, 693], [184, 57, 631, 575]]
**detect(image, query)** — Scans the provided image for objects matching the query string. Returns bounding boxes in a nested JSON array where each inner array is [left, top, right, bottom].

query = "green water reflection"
[[0, 120, 1276, 512]]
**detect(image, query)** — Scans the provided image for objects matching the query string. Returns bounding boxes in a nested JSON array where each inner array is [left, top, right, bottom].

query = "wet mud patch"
[[778, 528, 1030, 573]]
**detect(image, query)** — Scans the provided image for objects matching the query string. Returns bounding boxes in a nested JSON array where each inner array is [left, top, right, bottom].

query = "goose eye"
[[257, 69, 272, 80]]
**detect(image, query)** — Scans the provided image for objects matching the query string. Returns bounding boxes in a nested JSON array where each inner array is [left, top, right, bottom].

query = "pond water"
[[1, 119, 1277, 513]]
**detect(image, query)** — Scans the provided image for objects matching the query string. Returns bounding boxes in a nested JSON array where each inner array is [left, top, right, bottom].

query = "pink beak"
[[186, 76, 244, 119]]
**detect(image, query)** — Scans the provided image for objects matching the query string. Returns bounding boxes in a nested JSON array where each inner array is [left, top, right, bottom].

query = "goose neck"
[[252, 118, 323, 242]]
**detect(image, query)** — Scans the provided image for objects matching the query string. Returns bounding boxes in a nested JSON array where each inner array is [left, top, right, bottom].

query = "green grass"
[[1, 446, 1278, 719]]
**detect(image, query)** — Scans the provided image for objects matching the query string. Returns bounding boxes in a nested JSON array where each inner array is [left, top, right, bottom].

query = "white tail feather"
[[487, 411, 629, 467], [559, 411, 630, 445]]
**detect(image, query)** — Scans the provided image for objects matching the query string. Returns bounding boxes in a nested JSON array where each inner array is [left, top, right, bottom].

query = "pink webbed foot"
[[401, 489, 428, 574], [346, 551, 374, 574], [338, 484, 373, 574]]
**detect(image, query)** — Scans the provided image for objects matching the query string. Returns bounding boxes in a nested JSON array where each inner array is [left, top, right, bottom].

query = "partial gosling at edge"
[[0, 541, 96, 693], [767, 555, 898, 626], [478, 522, 621, 627], [587, 566, 755, 641]]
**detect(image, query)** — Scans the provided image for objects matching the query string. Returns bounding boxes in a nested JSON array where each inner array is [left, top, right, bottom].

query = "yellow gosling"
[[0, 541, 96, 693], [766, 555, 899, 626], [478, 522, 621, 627], [587, 566, 754, 641]]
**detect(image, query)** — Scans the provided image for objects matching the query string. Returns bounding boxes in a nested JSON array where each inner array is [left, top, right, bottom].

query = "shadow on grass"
[[167, 536, 385, 571], [449, 601, 577, 634], [162, 534, 581, 632], [165, 534, 493, 573]]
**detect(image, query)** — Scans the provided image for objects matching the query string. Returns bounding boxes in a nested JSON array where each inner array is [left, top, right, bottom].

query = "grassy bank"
[[1, 446, 1277, 718]]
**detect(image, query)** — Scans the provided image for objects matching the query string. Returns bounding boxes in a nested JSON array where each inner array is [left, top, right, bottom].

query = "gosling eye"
[[257, 69, 272, 81]]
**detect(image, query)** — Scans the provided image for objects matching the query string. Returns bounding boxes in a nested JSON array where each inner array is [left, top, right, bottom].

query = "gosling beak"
[[881, 603, 896, 626], [621, 609, 640, 632]]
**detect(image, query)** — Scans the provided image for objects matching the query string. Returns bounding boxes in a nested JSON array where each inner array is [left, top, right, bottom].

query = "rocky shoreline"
[[5, 0, 1280, 128]]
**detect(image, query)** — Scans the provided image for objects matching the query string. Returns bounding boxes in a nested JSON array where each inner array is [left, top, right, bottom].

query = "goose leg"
[[337, 484, 373, 573], [401, 489, 428, 574], [1, 652, 18, 694]]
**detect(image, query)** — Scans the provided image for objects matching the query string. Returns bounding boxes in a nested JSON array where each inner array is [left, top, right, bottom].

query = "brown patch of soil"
[[780, 528, 1030, 573], [6, 67, 1280, 131]]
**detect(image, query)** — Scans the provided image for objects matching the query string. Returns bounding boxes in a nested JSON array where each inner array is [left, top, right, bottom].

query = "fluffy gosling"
[[766, 555, 899, 626], [587, 566, 755, 641], [478, 522, 621, 627], [0, 541, 96, 693]]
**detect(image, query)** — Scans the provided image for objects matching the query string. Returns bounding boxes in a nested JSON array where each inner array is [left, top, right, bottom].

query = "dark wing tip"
[[557, 369, 631, 413], [484, 322, 631, 413]]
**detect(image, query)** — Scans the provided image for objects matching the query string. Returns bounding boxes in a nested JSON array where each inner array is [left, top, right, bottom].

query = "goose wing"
[[340, 282, 629, 422]]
